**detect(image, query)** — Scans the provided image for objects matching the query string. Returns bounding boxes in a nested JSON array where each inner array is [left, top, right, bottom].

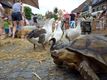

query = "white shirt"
[[12, 2, 22, 12]]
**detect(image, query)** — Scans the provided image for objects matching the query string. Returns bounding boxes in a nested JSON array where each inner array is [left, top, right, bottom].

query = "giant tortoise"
[[50, 35, 107, 80]]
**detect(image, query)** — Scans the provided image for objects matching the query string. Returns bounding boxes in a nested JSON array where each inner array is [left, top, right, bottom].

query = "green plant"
[[24, 6, 32, 20]]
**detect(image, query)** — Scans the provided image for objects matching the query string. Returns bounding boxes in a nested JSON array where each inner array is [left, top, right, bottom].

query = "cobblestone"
[[0, 34, 107, 80], [0, 39, 81, 80]]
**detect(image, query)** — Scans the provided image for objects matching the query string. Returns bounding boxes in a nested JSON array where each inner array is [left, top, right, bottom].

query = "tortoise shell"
[[66, 35, 107, 66]]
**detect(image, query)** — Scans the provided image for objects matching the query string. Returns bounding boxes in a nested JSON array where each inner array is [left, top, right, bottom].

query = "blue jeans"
[[4, 28, 9, 34], [70, 21, 75, 28]]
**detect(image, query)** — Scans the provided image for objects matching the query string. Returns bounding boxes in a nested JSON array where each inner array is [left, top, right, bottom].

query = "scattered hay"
[[0, 38, 51, 61]]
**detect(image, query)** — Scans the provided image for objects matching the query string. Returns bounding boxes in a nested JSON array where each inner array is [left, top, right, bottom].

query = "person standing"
[[33, 14, 38, 26], [69, 12, 76, 28], [11, 0, 23, 38], [3, 17, 10, 36], [99, 9, 107, 30], [0, 3, 4, 36]]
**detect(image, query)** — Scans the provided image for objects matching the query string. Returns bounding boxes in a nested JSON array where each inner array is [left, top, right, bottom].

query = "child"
[[3, 17, 10, 36]]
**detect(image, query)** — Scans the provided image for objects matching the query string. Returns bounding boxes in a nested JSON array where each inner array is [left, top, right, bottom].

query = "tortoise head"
[[51, 48, 81, 66]]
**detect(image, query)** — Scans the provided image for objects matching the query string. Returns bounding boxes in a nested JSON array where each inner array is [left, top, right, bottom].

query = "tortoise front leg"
[[78, 60, 100, 80]]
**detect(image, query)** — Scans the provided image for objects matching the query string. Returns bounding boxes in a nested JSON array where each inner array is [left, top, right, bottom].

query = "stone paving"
[[0, 32, 107, 80], [0, 59, 81, 80]]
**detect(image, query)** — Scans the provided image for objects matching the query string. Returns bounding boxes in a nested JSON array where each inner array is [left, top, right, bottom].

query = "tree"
[[24, 6, 32, 20], [52, 7, 58, 20], [54, 7, 58, 14]]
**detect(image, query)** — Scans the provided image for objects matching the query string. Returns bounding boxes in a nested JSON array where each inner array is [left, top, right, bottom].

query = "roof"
[[21, 0, 39, 9], [0, 0, 12, 8], [72, 0, 92, 13], [92, 0, 106, 7], [72, 1, 86, 13], [0, 0, 39, 9]]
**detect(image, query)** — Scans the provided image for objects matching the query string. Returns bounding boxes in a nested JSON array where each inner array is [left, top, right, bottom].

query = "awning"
[[0, 0, 39, 9], [0, 0, 12, 8]]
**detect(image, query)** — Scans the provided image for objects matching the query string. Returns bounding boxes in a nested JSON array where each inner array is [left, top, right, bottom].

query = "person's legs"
[[12, 21, 17, 38], [4, 28, 9, 37], [9, 26, 12, 36], [19, 20, 24, 39], [73, 21, 75, 28], [70, 21, 75, 28], [11, 12, 23, 38], [11, 12, 17, 38], [70, 21, 72, 28], [17, 12, 23, 39], [0, 17, 4, 36], [0, 28, 3, 35], [19, 20, 23, 27]]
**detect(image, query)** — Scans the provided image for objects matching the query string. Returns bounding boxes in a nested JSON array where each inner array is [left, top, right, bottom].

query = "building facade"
[[92, 0, 107, 12]]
